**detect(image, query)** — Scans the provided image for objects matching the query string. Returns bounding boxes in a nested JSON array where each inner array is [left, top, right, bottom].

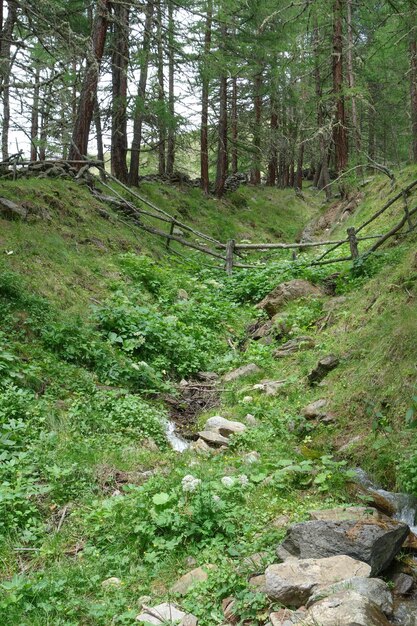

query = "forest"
[[0, 0, 416, 192], [1, 2, 417, 626]]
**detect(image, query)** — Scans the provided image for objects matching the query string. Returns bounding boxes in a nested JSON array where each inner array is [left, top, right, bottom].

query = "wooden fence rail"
[[2, 158, 416, 274]]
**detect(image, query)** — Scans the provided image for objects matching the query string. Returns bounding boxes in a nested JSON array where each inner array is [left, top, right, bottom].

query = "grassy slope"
[[0, 174, 416, 625]]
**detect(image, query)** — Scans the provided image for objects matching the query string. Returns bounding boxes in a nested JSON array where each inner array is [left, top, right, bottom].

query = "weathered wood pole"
[[347, 226, 359, 260], [225, 239, 235, 275]]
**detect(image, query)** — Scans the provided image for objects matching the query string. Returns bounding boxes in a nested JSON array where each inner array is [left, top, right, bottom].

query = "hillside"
[[0, 175, 416, 625]]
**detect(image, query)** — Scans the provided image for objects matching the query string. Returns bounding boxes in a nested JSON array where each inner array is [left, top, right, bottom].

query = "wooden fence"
[[2, 158, 417, 274]]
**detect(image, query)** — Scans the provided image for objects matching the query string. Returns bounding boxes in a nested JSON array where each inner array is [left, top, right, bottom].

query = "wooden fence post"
[[347, 227, 359, 260], [166, 215, 178, 249], [225, 239, 235, 275]]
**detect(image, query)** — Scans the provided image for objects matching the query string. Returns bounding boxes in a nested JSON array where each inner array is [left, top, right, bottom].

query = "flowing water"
[[165, 420, 190, 452], [354, 468, 417, 533]]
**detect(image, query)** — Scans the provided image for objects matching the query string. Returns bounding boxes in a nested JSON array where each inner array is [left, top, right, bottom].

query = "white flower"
[[238, 474, 249, 487], [182, 474, 201, 493], [242, 396, 253, 403], [221, 476, 235, 488], [212, 495, 221, 503]]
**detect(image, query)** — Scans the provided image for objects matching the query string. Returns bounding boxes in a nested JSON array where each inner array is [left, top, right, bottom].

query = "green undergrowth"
[[0, 173, 416, 624]]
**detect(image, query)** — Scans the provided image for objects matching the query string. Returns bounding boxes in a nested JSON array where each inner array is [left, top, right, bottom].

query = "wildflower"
[[212, 495, 221, 503], [221, 476, 235, 488], [182, 474, 201, 493]]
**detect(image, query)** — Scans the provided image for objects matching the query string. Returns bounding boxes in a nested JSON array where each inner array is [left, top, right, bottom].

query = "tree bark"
[[347, 0, 360, 155], [200, 0, 212, 194], [129, 0, 154, 186], [250, 70, 262, 184], [332, 0, 348, 176], [296, 141, 304, 190], [0, 0, 17, 161], [166, 0, 175, 175], [156, 0, 166, 176], [111, 0, 129, 182], [30, 65, 40, 161], [231, 75, 238, 174], [94, 97, 104, 164], [69, 0, 111, 162], [409, 2, 417, 162], [215, 22, 228, 198], [266, 101, 278, 186], [313, 15, 331, 199]]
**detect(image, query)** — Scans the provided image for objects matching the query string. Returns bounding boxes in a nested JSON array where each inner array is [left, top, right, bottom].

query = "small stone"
[[273, 336, 315, 358], [338, 435, 363, 452], [136, 602, 194, 625], [252, 379, 286, 396], [302, 399, 327, 419], [222, 596, 238, 625], [223, 363, 262, 382], [101, 577, 122, 587], [244, 413, 258, 426], [242, 396, 253, 403], [197, 430, 229, 447], [178, 289, 189, 300], [170, 565, 215, 595], [308, 355, 339, 385], [393, 572, 414, 596], [243, 451, 260, 464], [270, 608, 304, 626], [272, 514, 290, 529], [190, 438, 212, 454]]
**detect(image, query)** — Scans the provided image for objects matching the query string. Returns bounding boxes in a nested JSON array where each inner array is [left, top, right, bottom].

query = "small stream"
[[164, 420, 190, 453], [354, 468, 417, 534]]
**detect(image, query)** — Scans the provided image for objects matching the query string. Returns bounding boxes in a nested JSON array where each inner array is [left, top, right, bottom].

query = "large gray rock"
[[307, 577, 393, 616], [265, 555, 370, 606], [223, 363, 262, 382], [308, 506, 381, 522], [0, 197, 27, 219], [204, 416, 246, 438], [302, 399, 327, 419], [303, 590, 391, 626], [257, 279, 324, 318], [279, 519, 409, 575]]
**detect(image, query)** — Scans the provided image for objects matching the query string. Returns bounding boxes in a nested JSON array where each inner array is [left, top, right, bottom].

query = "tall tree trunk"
[[200, 0, 212, 194], [30, 65, 40, 161], [39, 84, 53, 161], [332, 0, 348, 176], [266, 97, 278, 186], [111, 0, 129, 182], [409, 3, 417, 162], [296, 141, 304, 190], [94, 97, 104, 164], [68, 0, 111, 162], [166, 0, 175, 175], [129, 0, 154, 186], [250, 70, 262, 184], [0, 0, 17, 161], [313, 15, 331, 199], [231, 75, 238, 174], [347, 0, 360, 156], [156, 0, 166, 176], [215, 22, 228, 198]]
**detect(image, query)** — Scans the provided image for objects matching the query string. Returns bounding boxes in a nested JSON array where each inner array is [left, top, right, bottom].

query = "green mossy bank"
[[0, 174, 416, 625]]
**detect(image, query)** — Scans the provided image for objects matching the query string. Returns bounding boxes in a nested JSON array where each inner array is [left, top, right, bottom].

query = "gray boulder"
[[204, 416, 246, 438], [307, 577, 393, 616], [256, 279, 324, 318], [265, 555, 370, 606], [279, 519, 409, 575], [303, 590, 391, 626], [273, 336, 315, 358]]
